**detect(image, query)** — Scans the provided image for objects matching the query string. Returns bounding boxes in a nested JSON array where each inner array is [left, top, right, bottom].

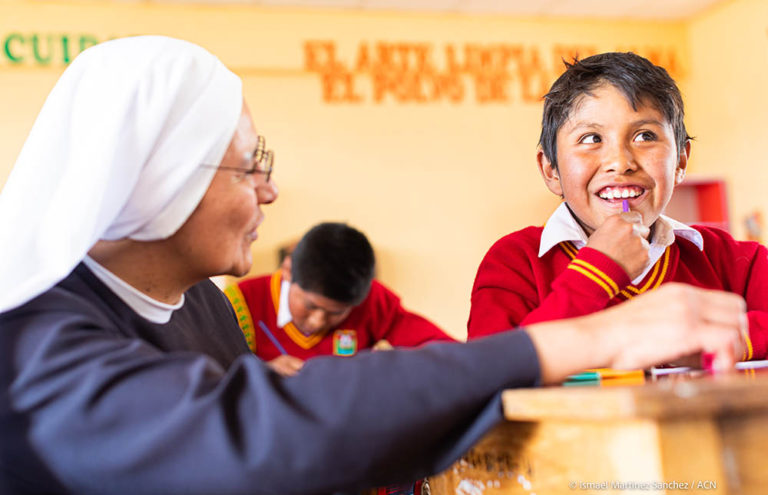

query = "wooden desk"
[[428, 371, 768, 495]]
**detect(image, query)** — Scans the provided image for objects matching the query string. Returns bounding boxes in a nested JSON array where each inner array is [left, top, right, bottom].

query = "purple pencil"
[[258, 320, 289, 355]]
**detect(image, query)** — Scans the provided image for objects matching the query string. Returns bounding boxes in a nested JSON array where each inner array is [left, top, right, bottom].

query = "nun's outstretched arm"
[[1, 281, 538, 495]]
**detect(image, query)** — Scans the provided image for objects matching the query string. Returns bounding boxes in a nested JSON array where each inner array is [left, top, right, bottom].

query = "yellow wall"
[[686, 0, 768, 241], [1, 1, 696, 339]]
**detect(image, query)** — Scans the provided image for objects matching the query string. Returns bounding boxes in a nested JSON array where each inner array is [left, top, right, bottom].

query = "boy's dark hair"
[[291, 222, 375, 305], [539, 52, 690, 170]]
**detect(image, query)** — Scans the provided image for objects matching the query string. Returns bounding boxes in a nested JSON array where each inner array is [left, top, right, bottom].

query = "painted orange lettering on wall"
[[321, 71, 362, 103], [552, 44, 599, 67], [354, 42, 370, 72], [615, 46, 683, 78], [511, 47, 550, 103], [474, 73, 509, 103], [304, 41, 338, 72], [303, 40, 684, 105], [430, 73, 464, 102]]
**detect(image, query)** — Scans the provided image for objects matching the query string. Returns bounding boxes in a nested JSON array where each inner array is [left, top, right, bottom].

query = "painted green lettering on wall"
[[79, 35, 98, 54], [1, 32, 102, 66], [4, 33, 25, 64], [31, 34, 52, 65]]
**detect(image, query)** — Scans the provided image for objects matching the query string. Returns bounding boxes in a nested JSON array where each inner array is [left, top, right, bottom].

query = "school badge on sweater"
[[333, 330, 357, 356]]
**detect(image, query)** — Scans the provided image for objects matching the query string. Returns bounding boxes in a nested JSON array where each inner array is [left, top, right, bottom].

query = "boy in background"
[[468, 52, 767, 361], [226, 222, 453, 376]]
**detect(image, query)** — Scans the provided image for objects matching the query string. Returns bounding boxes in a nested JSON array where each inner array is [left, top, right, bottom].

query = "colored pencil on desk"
[[649, 361, 768, 376], [258, 320, 288, 355], [565, 368, 645, 385], [566, 371, 601, 382], [736, 360, 768, 370], [650, 366, 692, 377], [589, 368, 644, 379]]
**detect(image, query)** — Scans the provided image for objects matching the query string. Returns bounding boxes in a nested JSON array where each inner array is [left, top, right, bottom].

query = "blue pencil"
[[258, 320, 288, 355]]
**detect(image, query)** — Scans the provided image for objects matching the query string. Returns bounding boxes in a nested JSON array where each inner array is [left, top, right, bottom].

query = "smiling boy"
[[467, 52, 768, 360]]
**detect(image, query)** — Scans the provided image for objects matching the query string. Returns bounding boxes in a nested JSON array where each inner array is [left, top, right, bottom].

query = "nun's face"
[[173, 103, 278, 279]]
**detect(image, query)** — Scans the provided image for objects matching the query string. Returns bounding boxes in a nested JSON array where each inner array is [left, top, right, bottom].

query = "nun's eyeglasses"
[[201, 135, 274, 183]]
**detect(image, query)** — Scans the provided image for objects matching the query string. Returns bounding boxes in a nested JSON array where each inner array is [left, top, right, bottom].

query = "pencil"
[[736, 360, 768, 370], [258, 320, 289, 355]]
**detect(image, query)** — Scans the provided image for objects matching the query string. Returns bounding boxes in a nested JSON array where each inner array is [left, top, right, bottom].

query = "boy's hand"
[[586, 211, 650, 280], [372, 339, 394, 351], [267, 355, 305, 377]]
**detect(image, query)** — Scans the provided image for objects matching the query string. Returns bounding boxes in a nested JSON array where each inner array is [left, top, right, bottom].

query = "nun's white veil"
[[0, 36, 242, 312]]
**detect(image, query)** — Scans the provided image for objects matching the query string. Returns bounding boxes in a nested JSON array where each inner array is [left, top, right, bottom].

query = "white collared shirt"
[[276, 279, 293, 328], [82, 256, 184, 324], [538, 203, 704, 285]]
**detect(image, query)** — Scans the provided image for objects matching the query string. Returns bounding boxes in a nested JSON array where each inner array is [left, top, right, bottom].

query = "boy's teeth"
[[598, 187, 642, 200]]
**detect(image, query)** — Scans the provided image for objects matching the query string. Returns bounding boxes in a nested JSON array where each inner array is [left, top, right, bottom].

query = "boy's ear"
[[537, 148, 563, 196], [674, 140, 691, 186], [280, 255, 292, 282]]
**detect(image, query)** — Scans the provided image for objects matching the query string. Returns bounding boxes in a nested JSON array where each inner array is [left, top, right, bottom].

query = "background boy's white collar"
[[538, 203, 704, 284], [277, 280, 293, 327]]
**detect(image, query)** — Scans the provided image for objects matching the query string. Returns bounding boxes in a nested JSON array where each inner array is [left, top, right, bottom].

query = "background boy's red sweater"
[[227, 272, 453, 361], [468, 225, 768, 360]]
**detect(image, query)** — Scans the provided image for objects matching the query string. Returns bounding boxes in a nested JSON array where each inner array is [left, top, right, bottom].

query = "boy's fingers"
[[615, 211, 648, 238], [631, 223, 650, 238], [620, 211, 643, 223], [269, 355, 305, 376], [284, 356, 305, 371]]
